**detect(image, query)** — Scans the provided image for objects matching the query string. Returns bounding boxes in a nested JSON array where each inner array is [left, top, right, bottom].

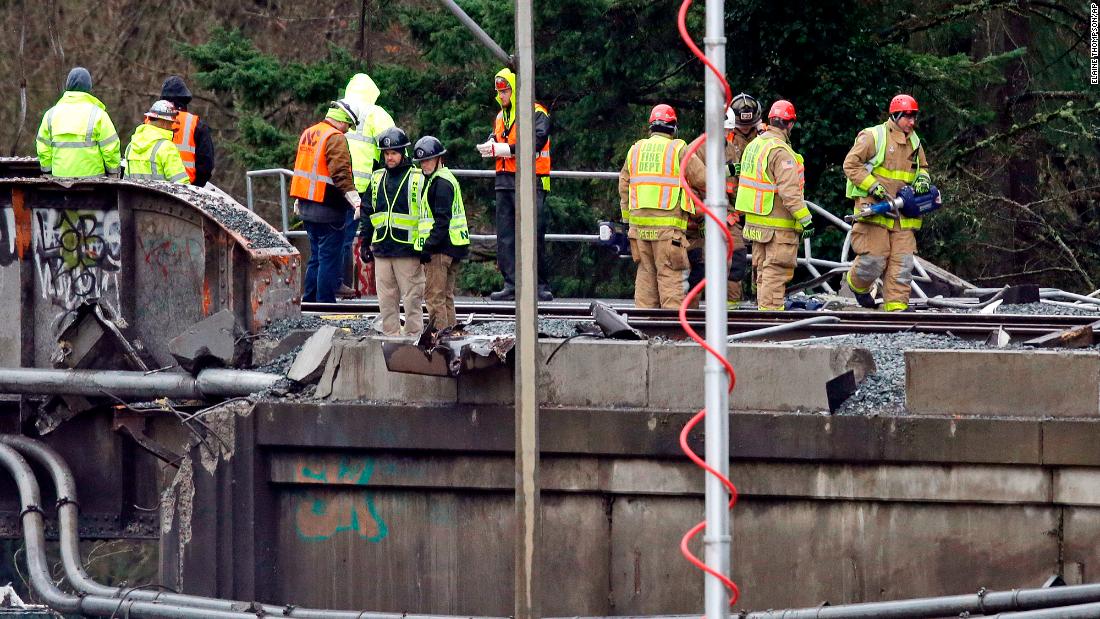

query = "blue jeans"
[[303, 220, 346, 303], [339, 207, 358, 287]]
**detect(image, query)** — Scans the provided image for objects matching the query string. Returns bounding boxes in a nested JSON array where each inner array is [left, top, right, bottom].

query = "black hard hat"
[[727, 93, 762, 129], [412, 136, 446, 162], [377, 127, 412, 151]]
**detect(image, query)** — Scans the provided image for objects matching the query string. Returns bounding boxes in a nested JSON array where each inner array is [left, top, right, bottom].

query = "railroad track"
[[301, 299, 1099, 341]]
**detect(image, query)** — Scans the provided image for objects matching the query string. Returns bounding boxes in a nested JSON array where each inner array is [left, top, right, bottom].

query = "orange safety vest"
[[289, 121, 341, 202], [494, 103, 551, 175], [173, 111, 199, 183]]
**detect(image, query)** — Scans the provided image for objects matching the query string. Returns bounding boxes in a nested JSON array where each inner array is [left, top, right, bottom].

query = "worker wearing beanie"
[[36, 67, 121, 178], [618, 104, 706, 309], [843, 94, 931, 312], [734, 99, 811, 311], [159, 75, 216, 187], [477, 67, 554, 302], [290, 100, 362, 304]]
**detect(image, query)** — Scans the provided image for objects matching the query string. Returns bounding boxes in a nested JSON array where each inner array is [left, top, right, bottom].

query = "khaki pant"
[[846, 222, 917, 311], [425, 254, 461, 330], [629, 227, 690, 309], [745, 225, 799, 311], [374, 256, 425, 336]]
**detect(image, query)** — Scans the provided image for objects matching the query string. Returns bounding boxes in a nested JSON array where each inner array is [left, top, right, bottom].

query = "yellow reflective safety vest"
[[845, 122, 924, 229], [625, 134, 695, 230], [734, 132, 809, 230], [369, 167, 430, 251], [123, 124, 190, 184], [36, 91, 122, 178], [422, 167, 470, 247]]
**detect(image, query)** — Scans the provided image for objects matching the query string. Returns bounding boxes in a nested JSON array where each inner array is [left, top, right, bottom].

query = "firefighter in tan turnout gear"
[[734, 100, 811, 311], [843, 94, 931, 312], [618, 104, 706, 309], [689, 93, 763, 305]]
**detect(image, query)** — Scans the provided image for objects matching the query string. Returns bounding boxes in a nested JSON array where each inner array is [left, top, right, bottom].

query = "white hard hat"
[[145, 99, 178, 122]]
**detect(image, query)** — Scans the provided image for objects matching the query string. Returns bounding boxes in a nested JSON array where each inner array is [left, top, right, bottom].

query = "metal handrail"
[[244, 167, 935, 297]]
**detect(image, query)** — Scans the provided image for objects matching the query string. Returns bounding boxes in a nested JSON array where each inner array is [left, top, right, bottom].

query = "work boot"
[[853, 290, 878, 309], [537, 287, 554, 302], [489, 286, 516, 301], [335, 284, 358, 299]]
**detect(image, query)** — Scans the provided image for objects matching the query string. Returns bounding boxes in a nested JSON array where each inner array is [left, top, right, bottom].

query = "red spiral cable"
[[676, 0, 740, 608]]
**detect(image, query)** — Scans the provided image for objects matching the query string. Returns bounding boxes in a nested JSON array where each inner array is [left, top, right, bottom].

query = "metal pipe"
[[470, 233, 600, 242], [1040, 290, 1100, 306], [448, 168, 620, 180], [740, 583, 1100, 618], [805, 200, 850, 231], [0, 367, 278, 399], [245, 174, 254, 212], [991, 601, 1100, 618], [278, 172, 290, 234], [1, 435, 505, 619], [438, 0, 512, 65], [728, 316, 841, 342], [702, 0, 730, 617]]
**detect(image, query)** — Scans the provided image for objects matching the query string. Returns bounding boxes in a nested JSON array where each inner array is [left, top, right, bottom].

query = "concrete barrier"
[[648, 342, 875, 412], [906, 349, 1100, 417], [315, 336, 875, 412]]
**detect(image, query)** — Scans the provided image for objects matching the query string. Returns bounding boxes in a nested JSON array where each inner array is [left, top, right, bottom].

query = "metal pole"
[[439, 0, 513, 66], [513, 2, 540, 619], [0, 367, 278, 399], [702, 0, 730, 617]]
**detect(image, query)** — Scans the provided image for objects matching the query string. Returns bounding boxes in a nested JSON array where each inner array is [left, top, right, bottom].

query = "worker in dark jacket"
[[159, 76, 215, 187], [290, 100, 362, 303], [477, 67, 553, 301], [358, 127, 428, 337], [414, 136, 469, 330]]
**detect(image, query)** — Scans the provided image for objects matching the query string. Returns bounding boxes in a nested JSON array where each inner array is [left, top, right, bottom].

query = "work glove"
[[344, 190, 362, 209], [358, 243, 373, 264], [478, 141, 512, 158], [727, 162, 741, 177], [869, 182, 889, 201], [476, 141, 493, 157], [799, 217, 815, 240], [420, 252, 433, 264], [913, 174, 931, 195], [292, 199, 301, 217]]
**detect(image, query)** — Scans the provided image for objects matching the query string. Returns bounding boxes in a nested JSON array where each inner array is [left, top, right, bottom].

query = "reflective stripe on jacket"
[[624, 134, 694, 230], [172, 111, 199, 183], [124, 123, 190, 184], [734, 131, 809, 230], [844, 121, 925, 229], [494, 105, 551, 176], [289, 121, 341, 202], [369, 167, 429, 250], [36, 91, 121, 178], [423, 167, 470, 247]]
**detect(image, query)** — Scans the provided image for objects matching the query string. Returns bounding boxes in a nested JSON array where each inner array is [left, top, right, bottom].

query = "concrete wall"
[[168, 402, 1100, 616], [315, 336, 876, 413]]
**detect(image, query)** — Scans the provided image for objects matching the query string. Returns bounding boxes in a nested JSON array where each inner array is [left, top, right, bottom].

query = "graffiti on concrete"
[[138, 218, 203, 281], [32, 208, 121, 312], [294, 457, 389, 543], [0, 189, 33, 267]]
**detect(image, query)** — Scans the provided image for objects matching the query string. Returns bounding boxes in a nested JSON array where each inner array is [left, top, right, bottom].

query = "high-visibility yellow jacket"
[[343, 74, 397, 193], [843, 120, 930, 230], [734, 127, 810, 231], [36, 91, 121, 178], [123, 124, 190, 184]]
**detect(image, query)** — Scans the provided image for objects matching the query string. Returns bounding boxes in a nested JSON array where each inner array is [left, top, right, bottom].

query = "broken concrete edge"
[[286, 325, 338, 383], [168, 309, 247, 373], [905, 348, 1100, 419], [303, 335, 875, 413]]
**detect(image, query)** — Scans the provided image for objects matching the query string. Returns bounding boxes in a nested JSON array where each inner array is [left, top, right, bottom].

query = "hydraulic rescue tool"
[[844, 185, 943, 223]]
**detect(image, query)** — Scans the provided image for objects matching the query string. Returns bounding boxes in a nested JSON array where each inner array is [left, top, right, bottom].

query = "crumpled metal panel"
[[382, 330, 515, 377]]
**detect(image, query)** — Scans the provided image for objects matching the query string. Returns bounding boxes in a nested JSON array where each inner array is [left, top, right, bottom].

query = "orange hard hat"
[[889, 94, 919, 114], [767, 100, 796, 122]]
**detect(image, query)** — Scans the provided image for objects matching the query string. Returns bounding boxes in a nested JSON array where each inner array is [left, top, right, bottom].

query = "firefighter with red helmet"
[[843, 94, 931, 312], [618, 104, 707, 308], [689, 93, 764, 306], [734, 100, 811, 311]]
